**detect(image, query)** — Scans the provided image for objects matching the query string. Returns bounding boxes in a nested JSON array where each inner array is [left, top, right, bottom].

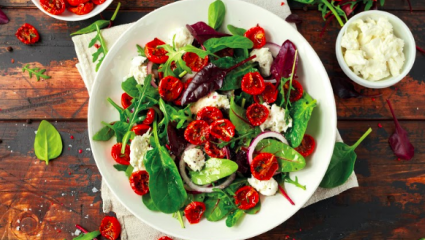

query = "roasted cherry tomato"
[[158, 61, 177, 80], [295, 134, 316, 157], [40, 0, 66, 15], [173, 78, 192, 106], [142, 108, 155, 125], [215, 48, 234, 58], [184, 202, 206, 224], [196, 106, 223, 125], [131, 124, 151, 136], [244, 25, 266, 49], [121, 93, 133, 109], [159, 76, 184, 102], [111, 143, 130, 165], [254, 82, 278, 104], [284, 79, 304, 102], [66, 0, 89, 6], [210, 119, 235, 142], [251, 153, 278, 180], [92, 0, 106, 4], [241, 72, 265, 95], [183, 52, 209, 72], [234, 186, 259, 210], [129, 170, 149, 195], [204, 141, 226, 158], [144, 38, 168, 64], [158, 237, 173, 240], [15, 23, 40, 45], [184, 120, 210, 145], [100, 216, 121, 240], [246, 103, 269, 126], [68, 2, 94, 15]]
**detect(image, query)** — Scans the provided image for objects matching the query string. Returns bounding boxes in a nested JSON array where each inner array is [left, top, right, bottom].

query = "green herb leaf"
[[142, 192, 159, 211], [204, 197, 231, 221], [136, 44, 146, 57], [34, 120, 63, 165], [245, 200, 261, 214], [208, 0, 226, 30], [227, 24, 246, 36], [320, 128, 372, 188], [88, 24, 108, 72], [189, 158, 238, 185], [229, 97, 253, 135], [204, 36, 253, 53], [72, 230, 100, 240], [225, 209, 245, 227], [122, 76, 139, 98], [113, 164, 128, 172], [125, 164, 134, 178], [22, 64, 51, 81], [92, 125, 115, 141], [103, 121, 129, 143]]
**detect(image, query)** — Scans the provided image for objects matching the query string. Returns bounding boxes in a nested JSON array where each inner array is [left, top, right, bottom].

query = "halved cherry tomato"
[[183, 52, 209, 72], [159, 76, 184, 102], [66, 0, 89, 7], [234, 186, 259, 210], [40, 0, 66, 15], [121, 93, 133, 109], [184, 120, 210, 145], [244, 25, 266, 49], [204, 141, 226, 158], [100, 216, 121, 240], [284, 79, 304, 102], [68, 2, 94, 15], [131, 124, 151, 135], [210, 119, 235, 142], [173, 78, 192, 106], [15, 23, 40, 45], [215, 48, 234, 58], [196, 106, 223, 125], [158, 237, 173, 240], [111, 143, 130, 165], [251, 153, 278, 180], [246, 103, 269, 126], [184, 202, 206, 224], [92, 0, 106, 4], [295, 134, 316, 157], [144, 38, 168, 64], [129, 170, 149, 195], [142, 108, 155, 125], [254, 82, 278, 104], [241, 72, 265, 95]]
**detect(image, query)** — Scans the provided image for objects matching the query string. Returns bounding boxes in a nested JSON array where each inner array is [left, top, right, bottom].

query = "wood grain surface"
[[0, 0, 424, 239]]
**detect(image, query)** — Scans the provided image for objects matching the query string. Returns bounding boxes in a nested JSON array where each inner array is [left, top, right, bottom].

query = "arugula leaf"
[[102, 121, 129, 143], [208, 0, 226, 30], [203, 36, 253, 53], [122, 76, 139, 98], [88, 24, 108, 72], [136, 44, 146, 57], [276, 173, 306, 190], [71, 3, 120, 36], [189, 158, 238, 185], [34, 120, 63, 165], [92, 124, 115, 141], [22, 64, 51, 81], [73, 230, 100, 240], [227, 24, 246, 36]]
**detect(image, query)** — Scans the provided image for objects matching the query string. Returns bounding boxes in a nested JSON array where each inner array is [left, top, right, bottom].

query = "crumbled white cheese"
[[190, 91, 230, 114], [168, 27, 194, 50], [248, 176, 278, 196], [125, 56, 148, 84], [182, 148, 205, 172], [250, 48, 273, 77], [341, 17, 405, 81], [260, 103, 292, 133], [130, 131, 152, 172]]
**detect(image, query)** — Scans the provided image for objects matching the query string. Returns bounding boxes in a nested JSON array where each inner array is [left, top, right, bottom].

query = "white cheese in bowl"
[[341, 17, 405, 81]]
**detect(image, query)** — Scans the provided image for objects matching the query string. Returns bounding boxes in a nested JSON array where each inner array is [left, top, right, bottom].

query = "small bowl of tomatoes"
[[31, 0, 112, 21]]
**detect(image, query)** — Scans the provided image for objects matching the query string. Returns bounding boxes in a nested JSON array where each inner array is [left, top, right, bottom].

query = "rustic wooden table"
[[0, 0, 424, 239]]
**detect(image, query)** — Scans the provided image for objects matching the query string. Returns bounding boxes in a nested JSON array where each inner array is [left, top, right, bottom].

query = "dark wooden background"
[[0, 0, 424, 239]]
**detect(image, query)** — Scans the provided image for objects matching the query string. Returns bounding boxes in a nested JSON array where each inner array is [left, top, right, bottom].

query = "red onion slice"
[[264, 42, 281, 57], [247, 131, 288, 164], [264, 79, 277, 83], [146, 61, 153, 75]]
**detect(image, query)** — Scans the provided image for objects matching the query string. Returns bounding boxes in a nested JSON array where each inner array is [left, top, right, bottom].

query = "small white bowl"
[[31, 0, 113, 21], [335, 10, 416, 89]]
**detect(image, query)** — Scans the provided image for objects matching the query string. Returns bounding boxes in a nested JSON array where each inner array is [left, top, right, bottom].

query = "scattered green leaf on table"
[[72, 230, 100, 240], [208, 0, 226, 30], [189, 158, 238, 185], [34, 120, 63, 165], [22, 64, 51, 81]]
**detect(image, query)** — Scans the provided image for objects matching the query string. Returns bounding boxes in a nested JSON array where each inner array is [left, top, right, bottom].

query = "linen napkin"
[[72, 1, 358, 239]]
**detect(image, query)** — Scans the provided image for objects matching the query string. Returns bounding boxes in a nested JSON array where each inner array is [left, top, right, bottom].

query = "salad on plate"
[[93, 0, 317, 228]]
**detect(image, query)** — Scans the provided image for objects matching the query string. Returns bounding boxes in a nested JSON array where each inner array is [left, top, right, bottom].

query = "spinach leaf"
[[186, 21, 229, 45], [204, 198, 231, 221], [226, 209, 245, 227], [125, 165, 134, 178], [189, 158, 238, 185], [227, 24, 246, 36], [221, 62, 256, 91], [284, 93, 317, 148], [142, 192, 159, 211], [70, 3, 120, 36], [208, 0, 226, 30], [229, 97, 253, 135], [255, 139, 306, 172], [113, 164, 128, 172], [34, 120, 63, 165], [73, 230, 100, 240], [136, 44, 146, 57], [204, 36, 253, 53], [245, 200, 261, 214], [122, 76, 139, 98], [320, 128, 372, 188], [92, 125, 114, 141], [185, 193, 206, 205]]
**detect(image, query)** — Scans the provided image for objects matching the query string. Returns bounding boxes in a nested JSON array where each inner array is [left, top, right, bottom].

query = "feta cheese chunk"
[[260, 104, 292, 133], [168, 27, 194, 50], [248, 176, 278, 196], [250, 48, 273, 77], [182, 147, 205, 172], [125, 56, 148, 85], [130, 131, 152, 172], [190, 91, 230, 114]]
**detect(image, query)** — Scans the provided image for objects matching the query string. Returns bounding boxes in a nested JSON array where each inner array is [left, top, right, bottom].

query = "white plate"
[[88, 0, 337, 239], [31, 0, 112, 21]]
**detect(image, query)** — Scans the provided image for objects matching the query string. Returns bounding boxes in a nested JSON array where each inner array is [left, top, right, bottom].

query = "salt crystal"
[[84, 215, 89, 219], [86, 148, 91, 151], [74, 229, 81, 236], [69, 144, 72, 147], [41, 205, 43, 207], [90, 204, 93, 206], [16, 226, 20, 231], [17, 219, 20, 223], [7, 146, 10, 148], [61, 193, 65, 196], [92, 187, 98, 193], [34, 131, 37, 134]]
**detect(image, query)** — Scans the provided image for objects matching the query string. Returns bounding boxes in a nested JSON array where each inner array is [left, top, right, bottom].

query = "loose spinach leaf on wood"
[[227, 24, 246, 36], [34, 120, 63, 165], [208, 0, 226, 30], [189, 158, 238, 185], [204, 36, 253, 53], [320, 128, 372, 188]]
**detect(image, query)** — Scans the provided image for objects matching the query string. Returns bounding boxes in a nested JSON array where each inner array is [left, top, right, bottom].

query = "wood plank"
[[0, 120, 424, 239]]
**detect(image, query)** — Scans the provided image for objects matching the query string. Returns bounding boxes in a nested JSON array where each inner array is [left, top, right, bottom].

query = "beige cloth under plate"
[[72, 0, 359, 239]]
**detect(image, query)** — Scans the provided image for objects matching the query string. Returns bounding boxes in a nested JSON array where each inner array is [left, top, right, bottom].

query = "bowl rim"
[[335, 10, 416, 89]]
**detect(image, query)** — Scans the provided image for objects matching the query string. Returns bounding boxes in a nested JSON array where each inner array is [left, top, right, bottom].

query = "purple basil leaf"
[[270, 40, 298, 86], [386, 99, 415, 160], [167, 122, 187, 157], [285, 14, 302, 24], [0, 9, 9, 24], [186, 21, 229, 45], [331, 77, 381, 99]]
